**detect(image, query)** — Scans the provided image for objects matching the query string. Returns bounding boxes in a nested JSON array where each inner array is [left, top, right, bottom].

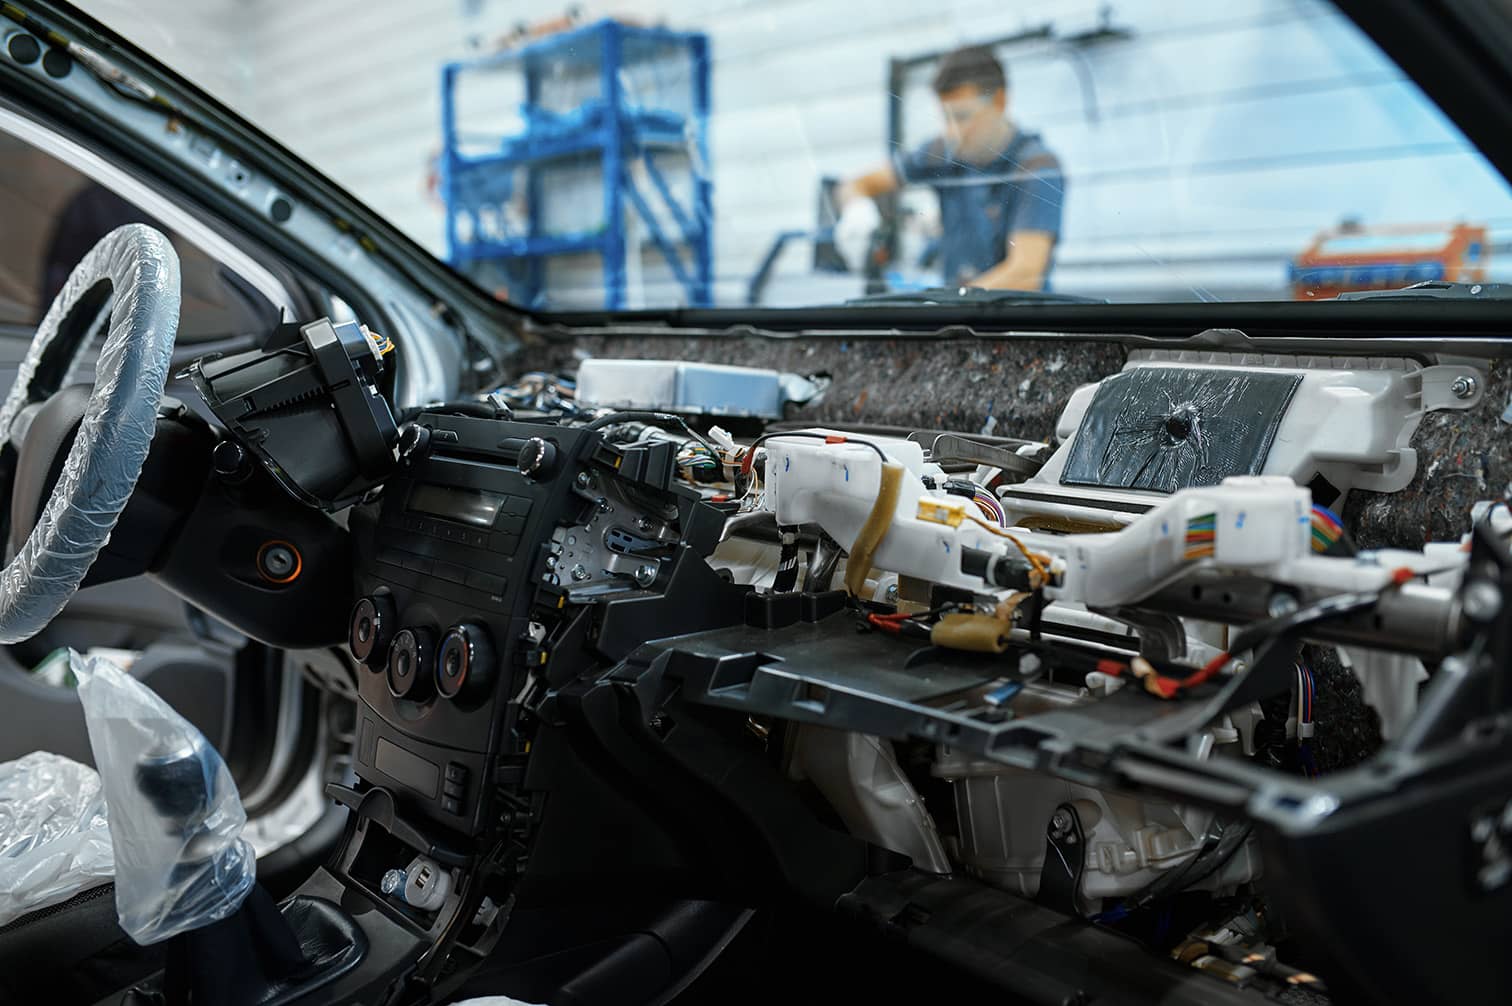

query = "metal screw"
[[1452, 375, 1479, 400], [885, 583, 899, 603], [1464, 580, 1503, 623], [575, 472, 591, 489], [635, 516, 654, 532], [1266, 592, 1300, 618], [634, 563, 657, 587], [570, 564, 590, 582], [545, 555, 557, 569], [1049, 808, 1073, 838]]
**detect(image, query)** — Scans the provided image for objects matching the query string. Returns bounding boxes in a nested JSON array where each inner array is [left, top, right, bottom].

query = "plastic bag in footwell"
[[73, 649, 255, 945], [0, 751, 114, 927]]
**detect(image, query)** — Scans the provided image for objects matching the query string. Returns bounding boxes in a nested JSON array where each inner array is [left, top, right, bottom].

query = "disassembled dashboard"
[[91, 316, 1512, 1004]]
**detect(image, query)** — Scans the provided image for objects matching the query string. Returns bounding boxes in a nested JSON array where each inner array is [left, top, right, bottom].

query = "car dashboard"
[[92, 313, 1512, 1006]]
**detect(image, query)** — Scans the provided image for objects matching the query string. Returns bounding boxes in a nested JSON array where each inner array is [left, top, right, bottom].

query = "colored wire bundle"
[[1132, 650, 1232, 698], [675, 442, 721, 472], [972, 487, 1006, 526], [1183, 514, 1216, 560], [863, 604, 953, 639], [1310, 505, 1344, 553], [489, 371, 585, 416]]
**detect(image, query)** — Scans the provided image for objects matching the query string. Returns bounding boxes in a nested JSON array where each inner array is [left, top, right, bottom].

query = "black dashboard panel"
[[346, 414, 618, 834]]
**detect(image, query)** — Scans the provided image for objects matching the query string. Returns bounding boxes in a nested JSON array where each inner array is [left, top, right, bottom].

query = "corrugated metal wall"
[[106, 0, 1512, 305]]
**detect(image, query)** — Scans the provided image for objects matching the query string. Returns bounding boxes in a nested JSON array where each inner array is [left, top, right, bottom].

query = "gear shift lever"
[[75, 653, 367, 1005]]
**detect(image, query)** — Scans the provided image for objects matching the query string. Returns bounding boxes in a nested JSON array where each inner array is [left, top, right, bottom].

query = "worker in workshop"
[[834, 44, 1065, 291]]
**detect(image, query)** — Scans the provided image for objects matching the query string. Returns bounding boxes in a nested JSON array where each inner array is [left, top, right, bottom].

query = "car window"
[[97, 0, 1512, 310], [0, 130, 277, 340]]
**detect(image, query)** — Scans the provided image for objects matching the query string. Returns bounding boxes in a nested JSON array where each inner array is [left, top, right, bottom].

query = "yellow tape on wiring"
[[917, 498, 967, 528]]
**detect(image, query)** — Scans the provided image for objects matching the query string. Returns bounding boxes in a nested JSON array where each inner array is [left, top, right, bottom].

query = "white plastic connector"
[[708, 425, 737, 453]]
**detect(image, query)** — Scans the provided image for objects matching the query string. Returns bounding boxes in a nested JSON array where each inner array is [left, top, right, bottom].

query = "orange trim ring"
[[256, 539, 303, 584]]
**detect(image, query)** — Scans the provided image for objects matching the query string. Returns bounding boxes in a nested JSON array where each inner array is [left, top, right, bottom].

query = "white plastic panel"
[[1032, 350, 1486, 504]]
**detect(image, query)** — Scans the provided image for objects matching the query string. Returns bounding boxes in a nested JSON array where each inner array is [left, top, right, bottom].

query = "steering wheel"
[[0, 224, 180, 644]]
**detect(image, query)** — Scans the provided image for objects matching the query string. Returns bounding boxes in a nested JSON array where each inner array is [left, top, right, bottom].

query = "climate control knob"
[[387, 627, 436, 700], [349, 593, 396, 669], [436, 623, 496, 704]]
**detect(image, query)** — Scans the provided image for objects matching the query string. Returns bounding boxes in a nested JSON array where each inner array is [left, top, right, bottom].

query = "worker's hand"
[[834, 197, 882, 273]]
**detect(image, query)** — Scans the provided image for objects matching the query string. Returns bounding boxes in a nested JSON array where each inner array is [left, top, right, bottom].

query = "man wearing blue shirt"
[[836, 45, 1066, 291]]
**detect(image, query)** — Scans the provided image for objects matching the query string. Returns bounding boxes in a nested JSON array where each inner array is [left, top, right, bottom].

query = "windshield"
[[92, 0, 1512, 310]]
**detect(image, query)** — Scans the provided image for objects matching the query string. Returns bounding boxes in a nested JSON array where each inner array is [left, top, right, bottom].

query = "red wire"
[[1146, 651, 1232, 698]]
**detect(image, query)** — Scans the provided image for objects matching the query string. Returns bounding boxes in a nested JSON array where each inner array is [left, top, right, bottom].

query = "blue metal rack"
[[440, 19, 713, 309]]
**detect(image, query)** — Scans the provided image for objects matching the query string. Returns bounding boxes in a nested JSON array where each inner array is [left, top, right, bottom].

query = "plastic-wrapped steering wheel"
[[0, 223, 180, 643]]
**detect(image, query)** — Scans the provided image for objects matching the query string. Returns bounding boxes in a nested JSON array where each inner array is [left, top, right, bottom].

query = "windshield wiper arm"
[[1336, 281, 1512, 301], [844, 286, 1107, 307]]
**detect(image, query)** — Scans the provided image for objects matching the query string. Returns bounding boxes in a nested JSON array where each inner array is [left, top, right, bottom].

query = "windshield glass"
[[94, 0, 1512, 310]]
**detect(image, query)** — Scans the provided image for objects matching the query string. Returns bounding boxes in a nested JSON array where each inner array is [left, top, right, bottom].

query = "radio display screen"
[[407, 483, 505, 528]]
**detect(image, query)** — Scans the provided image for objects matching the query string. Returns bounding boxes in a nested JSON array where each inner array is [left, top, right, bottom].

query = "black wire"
[[744, 430, 892, 464], [398, 400, 506, 423], [1227, 590, 1382, 655], [581, 410, 718, 455], [1119, 819, 1254, 913]]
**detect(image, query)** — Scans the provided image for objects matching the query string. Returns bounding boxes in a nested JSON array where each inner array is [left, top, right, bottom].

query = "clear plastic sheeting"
[[74, 650, 254, 945], [0, 223, 180, 644], [1060, 367, 1301, 493], [0, 752, 114, 927]]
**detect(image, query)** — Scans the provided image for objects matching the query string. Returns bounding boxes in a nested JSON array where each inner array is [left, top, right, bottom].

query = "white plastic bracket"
[[1416, 363, 1485, 412]]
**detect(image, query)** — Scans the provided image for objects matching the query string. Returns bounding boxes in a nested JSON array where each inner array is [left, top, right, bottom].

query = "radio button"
[[432, 560, 468, 584], [518, 437, 558, 478], [465, 570, 507, 595]]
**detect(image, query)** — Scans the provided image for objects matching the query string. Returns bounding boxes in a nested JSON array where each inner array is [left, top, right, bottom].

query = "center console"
[[146, 322, 759, 1004], [344, 416, 618, 835], [301, 407, 747, 1002]]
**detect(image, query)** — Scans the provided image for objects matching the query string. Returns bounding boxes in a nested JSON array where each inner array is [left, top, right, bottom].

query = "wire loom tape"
[[0, 224, 179, 643], [930, 592, 1028, 654], [845, 462, 904, 597]]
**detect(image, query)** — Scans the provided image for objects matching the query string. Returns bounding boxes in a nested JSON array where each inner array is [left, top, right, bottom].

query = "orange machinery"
[[1289, 221, 1488, 299]]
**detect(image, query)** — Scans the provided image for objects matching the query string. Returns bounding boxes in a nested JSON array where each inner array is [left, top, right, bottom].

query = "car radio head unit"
[[341, 410, 741, 835]]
